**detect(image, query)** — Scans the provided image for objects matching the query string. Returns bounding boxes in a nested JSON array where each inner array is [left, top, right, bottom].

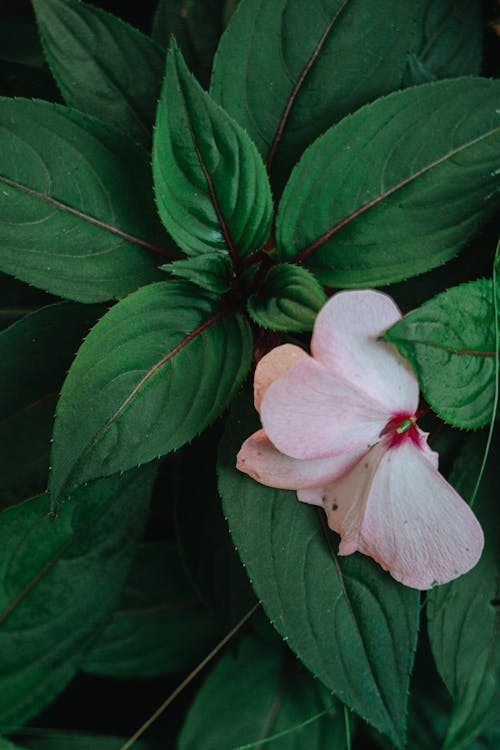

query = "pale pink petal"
[[254, 344, 306, 412], [260, 356, 388, 459], [237, 429, 367, 493], [311, 290, 419, 416], [321, 437, 484, 590]]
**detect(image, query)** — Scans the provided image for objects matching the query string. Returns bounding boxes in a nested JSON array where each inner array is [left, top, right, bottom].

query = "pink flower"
[[237, 290, 484, 590]]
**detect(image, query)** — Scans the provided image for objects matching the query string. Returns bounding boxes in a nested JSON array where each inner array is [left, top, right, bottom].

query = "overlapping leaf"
[[178, 634, 347, 749], [0, 466, 156, 727], [163, 253, 233, 294], [211, 0, 419, 190], [218, 395, 420, 747], [277, 78, 500, 287], [0, 98, 170, 302], [247, 264, 326, 331], [49, 280, 253, 504], [427, 435, 500, 750], [385, 280, 497, 429], [153, 43, 273, 263], [82, 541, 218, 677], [0, 302, 102, 499], [32, 0, 164, 146], [405, 0, 482, 85]]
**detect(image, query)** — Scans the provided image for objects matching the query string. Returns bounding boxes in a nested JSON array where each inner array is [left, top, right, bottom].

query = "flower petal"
[[312, 290, 419, 415], [254, 343, 306, 412], [261, 356, 388, 459], [237, 429, 367, 494], [321, 437, 484, 589]]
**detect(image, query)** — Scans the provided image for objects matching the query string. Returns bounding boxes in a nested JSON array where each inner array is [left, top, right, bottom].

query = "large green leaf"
[[49, 280, 253, 504], [152, 0, 230, 88], [211, 0, 420, 191], [153, 43, 273, 264], [0, 302, 102, 499], [427, 434, 500, 750], [0, 465, 156, 727], [82, 541, 218, 677], [218, 395, 420, 747], [178, 634, 347, 750], [405, 0, 482, 85], [276, 78, 500, 287], [247, 264, 326, 332], [32, 0, 164, 146], [384, 280, 497, 429], [0, 97, 171, 302]]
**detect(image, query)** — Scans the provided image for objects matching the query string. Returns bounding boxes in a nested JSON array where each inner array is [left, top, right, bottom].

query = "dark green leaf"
[[17, 732, 152, 750], [405, 0, 482, 85], [248, 264, 326, 332], [211, 0, 420, 192], [0, 466, 156, 727], [0, 23, 59, 100], [152, 0, 230, 88], [218, 394, 420, 747], [178, 634, 347, 750], [0, 302, 102, 500], [427, 434, 500, 750], [32, 0, 165, 147], [176, 426, 256, 630], [384, 280, 497, 429], [82, 541, 218, 677], [49, 280, 253, 504], [277, 78, 500, 287], [162, 253, 233, 294], [0, 97, 171, 302], [153, 42, 273, 263]]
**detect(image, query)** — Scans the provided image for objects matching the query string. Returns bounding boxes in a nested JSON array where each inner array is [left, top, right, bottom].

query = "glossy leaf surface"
[[248, 264, 326, 331], [178, 634, 347, 749], [0, 466, 156, 727], [277, 78, 500, 287], [32, 0, 164, 146], [385, 281, 497, 429], [428, 435, 500, 750], [153, 43, 273, 262], [218, 395, 420, 747], [211, 0, 419, 190], [82, 541, 218, 677], [0, 98, 169, 301], [49, 280, 253, 503]]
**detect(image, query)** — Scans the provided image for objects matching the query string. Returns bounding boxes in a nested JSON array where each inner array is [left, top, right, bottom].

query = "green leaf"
[[218, 394, 420, 747], [405, 0, 482, 85], [0, 465, 156, 727], [152, 0, 229, 88], [49, 280, 253, 504], [178, 634, 347, 750], [0, 302, 102, 500], [175, 427, 256, 630], [16, 732, 152, 750], [427, 434, 500, 750], [211, 0, 420, 192], [276, 78, 500, 287], [82, 541, 218, 677], [247, 264, 326, 332], [153, 42, 273, 264], [384, 280, 497, 429], [32, 0, 165, 146], [162, 253, 233, 294], [0, 97, 171, 302]]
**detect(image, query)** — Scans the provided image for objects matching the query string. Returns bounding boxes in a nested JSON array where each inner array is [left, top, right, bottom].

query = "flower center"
[[382, 413, 421, 448]]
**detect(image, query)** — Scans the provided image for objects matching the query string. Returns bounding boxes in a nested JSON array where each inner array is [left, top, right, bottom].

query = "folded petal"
[[237, 429, 367, 493], [321, 437, 484, 589], [261, 356, 388, 459], [311, 290, 419, 416], [254, 343, 306, 412]]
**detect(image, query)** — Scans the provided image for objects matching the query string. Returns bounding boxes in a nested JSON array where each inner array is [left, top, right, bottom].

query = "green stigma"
[[396, 418, 414, 434]]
